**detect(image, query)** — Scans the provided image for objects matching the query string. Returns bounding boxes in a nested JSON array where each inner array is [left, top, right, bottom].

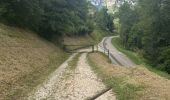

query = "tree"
[[96, 7, 114, 32], [117, 0, 170, 73], [118, 1, 138, 48], [0, 0, 94, 40]]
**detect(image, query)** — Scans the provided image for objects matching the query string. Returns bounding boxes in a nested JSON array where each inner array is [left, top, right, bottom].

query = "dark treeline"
[[96, 8, 114, 32], [0, 0, 94, 40], [0, 0, 114, 41], [117, 0, 170, 73]]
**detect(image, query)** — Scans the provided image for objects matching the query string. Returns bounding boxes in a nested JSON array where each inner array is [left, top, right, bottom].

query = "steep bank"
[[88, 52, 170, 100], [0, 24, 69, 99]]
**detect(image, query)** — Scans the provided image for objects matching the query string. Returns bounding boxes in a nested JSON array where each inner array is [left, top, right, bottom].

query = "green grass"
[[61, 53, 82, 80], [87, 52, 142, 100], [112, 37, 170, 79], [105, 77, 142, 100], [68, 53, 81, 70]]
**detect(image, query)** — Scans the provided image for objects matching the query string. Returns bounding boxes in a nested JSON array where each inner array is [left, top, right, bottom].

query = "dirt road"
[[27, 53, 115, 100], [99, 36, 135, 67]]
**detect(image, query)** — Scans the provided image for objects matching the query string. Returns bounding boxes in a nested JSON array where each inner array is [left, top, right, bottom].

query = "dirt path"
[[27, 53, 116, 100]]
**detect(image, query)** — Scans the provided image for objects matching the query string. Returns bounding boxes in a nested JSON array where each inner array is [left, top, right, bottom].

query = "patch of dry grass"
[[63, 36, 95, 51], [0, 24, 69, 99], [88, 52, 170, 100], [64, 35, 94, 46]]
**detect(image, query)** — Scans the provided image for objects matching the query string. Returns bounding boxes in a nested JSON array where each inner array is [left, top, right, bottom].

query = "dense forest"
[[0, 0, 92, 40], [0, 0, 113, 41], [117, 0, 170, 73]]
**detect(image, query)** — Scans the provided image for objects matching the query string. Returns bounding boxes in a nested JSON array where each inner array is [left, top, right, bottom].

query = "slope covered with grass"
[[0, 24, 69, 99], [88, 52, 170, 100]]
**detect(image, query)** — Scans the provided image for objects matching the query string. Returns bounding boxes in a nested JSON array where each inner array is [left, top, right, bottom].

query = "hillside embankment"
[[0, 24, 69, 99], [0, 23, 113, 100], [88, 52, 170, 100]]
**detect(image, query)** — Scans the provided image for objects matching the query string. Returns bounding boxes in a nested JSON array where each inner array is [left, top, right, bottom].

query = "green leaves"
[[0, 0, 93, 39], [118, 0, 170, 74], [96, 8, 114, 32]]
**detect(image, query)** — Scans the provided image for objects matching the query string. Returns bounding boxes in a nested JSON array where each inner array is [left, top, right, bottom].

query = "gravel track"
[[99, 36, 135, 67], [27, 53, 115, 100]]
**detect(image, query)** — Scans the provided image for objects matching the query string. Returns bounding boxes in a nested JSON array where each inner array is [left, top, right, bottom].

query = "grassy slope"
[[0, 24, 69, 99], [112, 37, 170, 79], [88, 52, 142, 100], [64, 28, 112, 45], [88, 52, 170, 100]]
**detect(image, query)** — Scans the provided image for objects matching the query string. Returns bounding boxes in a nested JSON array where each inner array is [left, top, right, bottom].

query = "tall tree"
[[0, 0, 94, 40], [118, 0, 170, 73], [96, 7, 114, 32]]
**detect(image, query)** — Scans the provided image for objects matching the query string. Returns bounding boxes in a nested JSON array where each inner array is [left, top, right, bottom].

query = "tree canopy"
[[0, 0, 94, 40], [117, 0, 170, 73]]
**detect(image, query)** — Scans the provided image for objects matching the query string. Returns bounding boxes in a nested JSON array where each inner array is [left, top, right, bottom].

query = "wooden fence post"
[[108, 50, 110, 59], [92, 45, 94, 52], [97, 45, 98, 51]]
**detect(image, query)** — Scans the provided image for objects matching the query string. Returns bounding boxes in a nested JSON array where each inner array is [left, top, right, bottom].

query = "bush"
[[0, 0, 94, 40], [159, 47, 170, 74], [165, 60, 170, 74]]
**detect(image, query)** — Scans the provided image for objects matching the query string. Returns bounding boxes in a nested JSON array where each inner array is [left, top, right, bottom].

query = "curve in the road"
[[100, 36, 135, 67]]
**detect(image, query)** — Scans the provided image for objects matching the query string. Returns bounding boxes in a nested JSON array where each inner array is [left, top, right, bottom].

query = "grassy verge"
[[112, 37, 170, 79], [87, 52, 142, 100]]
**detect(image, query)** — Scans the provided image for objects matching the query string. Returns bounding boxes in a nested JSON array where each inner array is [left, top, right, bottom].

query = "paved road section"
[[99, 36, 135, 67]]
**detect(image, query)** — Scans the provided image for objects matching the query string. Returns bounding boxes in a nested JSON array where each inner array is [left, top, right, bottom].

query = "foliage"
[[0, 0, 94, 40], [96, 7, 114, 32], [117, 0, 170, 73], [159, 47, 170, 73]]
